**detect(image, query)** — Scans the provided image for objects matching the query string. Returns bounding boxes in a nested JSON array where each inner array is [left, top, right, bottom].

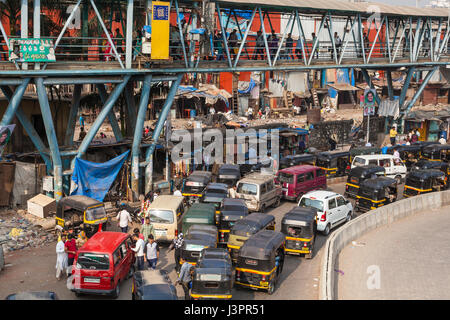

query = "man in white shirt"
[[116, 204, 132, 233], [144, 234, 160, 270], [131, 234, 145, 270], [393, 148, 400, 159], [228, 185, 237, 198], [55, 234, 68, 280], [439, 135, 447, 144], [173, 187, 182, 197]]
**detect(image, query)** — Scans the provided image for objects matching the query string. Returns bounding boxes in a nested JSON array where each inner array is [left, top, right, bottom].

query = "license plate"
[[155, 229, 167, 236], [260, 281, 268, 286], [84, 277, 100, 284]]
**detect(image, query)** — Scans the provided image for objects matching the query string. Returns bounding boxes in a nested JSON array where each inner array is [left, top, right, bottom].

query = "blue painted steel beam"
[[124, 82, 137, 131], [35, 77, 64, 201], [217, 3, 233, 68], [97, 84, 124, 142], [386, 70, 394, 100], [0, 85, 52, 170], [258, 7, 272, 67], [0, 78, 31, 126], [144, 74, 183, 162], [131, 75, 152, 195], [75, 75, 130, 161], [402, 66, 438, 116], [174, 0, 189, 68], [398, 66, 415, 108], [64, 84, 82, 147]]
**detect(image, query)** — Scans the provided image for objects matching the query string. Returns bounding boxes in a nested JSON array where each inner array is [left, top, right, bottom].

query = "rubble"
[[0, 210, 57, 253]]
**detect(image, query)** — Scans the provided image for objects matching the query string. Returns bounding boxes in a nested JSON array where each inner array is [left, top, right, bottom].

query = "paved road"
[[0, 182, 364, 300], [337, 205, 450, 300]]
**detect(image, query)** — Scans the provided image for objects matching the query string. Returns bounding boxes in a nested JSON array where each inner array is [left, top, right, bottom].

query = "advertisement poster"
[[151, 1, 170, 59], [0, 125, 16, 158], [9, 38, 56, 63], [363, 88, 377, 116]]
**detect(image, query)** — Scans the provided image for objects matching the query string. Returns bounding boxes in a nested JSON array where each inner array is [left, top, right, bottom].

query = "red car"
[[70, 232, 135, 298], [276, 165, 327, 202]]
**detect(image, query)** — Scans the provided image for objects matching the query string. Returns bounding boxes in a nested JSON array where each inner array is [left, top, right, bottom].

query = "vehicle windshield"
[[198, 259, 229, 269], [298, 198, 324, 212], [236, 183, 258, 196], [278, 172, 294, 184], [219, 169, 238, 177], [183, 183, 205, 194], [205, 189, 227, 197], [353, 157, 366, 167], [223, 205, 244, 212], [148, 210, 174, 224], [315, 158, 329, 168], [77, 253, 110, 270], [406, 177, 426, 189], [85, 206, 106, 221]]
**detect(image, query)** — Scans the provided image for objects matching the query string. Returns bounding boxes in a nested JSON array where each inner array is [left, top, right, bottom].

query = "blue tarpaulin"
[[238, 78, 256, 94], [71, 150, 130, 202]]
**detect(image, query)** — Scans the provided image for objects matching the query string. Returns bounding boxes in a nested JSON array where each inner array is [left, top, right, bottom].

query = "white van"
[[351, 154, 407, 182]]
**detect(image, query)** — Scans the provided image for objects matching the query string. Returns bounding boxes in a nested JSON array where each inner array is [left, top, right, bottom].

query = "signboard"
[[151, 1, 170, 59], [364, 106, 376, 116], [9, 38, 56, 63], [0, 125, 15, 158]]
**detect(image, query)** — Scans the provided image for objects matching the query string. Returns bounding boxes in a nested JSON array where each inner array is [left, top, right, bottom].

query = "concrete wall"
[[319, 190, 450, 300]]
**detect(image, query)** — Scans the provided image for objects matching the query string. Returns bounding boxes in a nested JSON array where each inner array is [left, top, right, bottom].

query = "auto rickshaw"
[[201, 183, 229, 225], [191, 248, 233, 300], [182, 171, 212, 204], [412, 160, 450, 189], [355, 177, 398, 212], [349, 146, 381, 163], [216, 164, 241, 187], [132, 270, 177, 300], [403, 169, 447, 198], [180, 224, 218, 266], [315, 151, 350, 177], [235, 229, 285, 295], [181, 203, 216, 234], [218, 198, 248, 246], [387, 144, 422, 168], [55, 195, 108, 238], [345, 165, 385, 199], [281, 207, 317, 259], [227, 213, 275, 263], [421, 144, 450, 162], [279, 154, 316, 170]]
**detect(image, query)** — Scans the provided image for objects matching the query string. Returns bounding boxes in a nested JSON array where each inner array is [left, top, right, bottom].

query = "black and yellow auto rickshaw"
[[202, 183, 229, 225], [180, 224, 218, 266], [403, 169, 447, 198], [349, 146, 381, 163], [355, 177, 398, 212], [218, 198, 248, 246], [227, 213, 275, 263], [412, 160, 450, 189], [190, 248, 233, 300], [315, 151, 350, 177], [182, 171, 212, 204], [387, 144, 422, 168], [216, 164, 241, 187], [345, 165, 385, 199], [281, 207, 317, 259], [55, 195, 108, 238], [279, 154, 316, 170], [421, 144, 450, 162], [235, 229, 285, 295]]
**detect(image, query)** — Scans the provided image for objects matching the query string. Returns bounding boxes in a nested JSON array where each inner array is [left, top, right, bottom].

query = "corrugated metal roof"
[[214, 0, 450, 18]]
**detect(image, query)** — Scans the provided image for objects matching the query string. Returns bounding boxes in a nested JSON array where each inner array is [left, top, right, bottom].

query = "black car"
[[132, 270, 177, 300]]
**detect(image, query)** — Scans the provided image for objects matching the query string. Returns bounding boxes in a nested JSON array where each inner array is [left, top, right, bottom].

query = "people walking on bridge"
[[214, 31, 224, 60], [311, 33, 319, 59], [285, 33, 294, 59], [115, 28, 124, 58], [295, 36, 303, 60], [333, 32, 342, 59], [228, 30, 238, 60], [254, 31, 265, 60], [269, 31, 279, 61]]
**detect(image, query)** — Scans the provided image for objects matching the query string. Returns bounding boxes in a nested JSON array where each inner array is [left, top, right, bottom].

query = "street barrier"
[[319, 189, 450, 300]]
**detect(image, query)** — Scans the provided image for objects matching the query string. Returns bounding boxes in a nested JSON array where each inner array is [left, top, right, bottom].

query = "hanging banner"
[[0, 125, 16, 158], [9, 38, 56, 63], [151, 1, 170, 60]]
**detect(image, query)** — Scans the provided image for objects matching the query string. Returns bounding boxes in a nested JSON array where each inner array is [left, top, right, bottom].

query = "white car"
[[298, 190, 353, 236], [351, 154, 407, 183]]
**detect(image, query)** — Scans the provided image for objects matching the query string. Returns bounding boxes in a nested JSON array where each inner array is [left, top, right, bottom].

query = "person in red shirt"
[[65, 234, 78, 270]]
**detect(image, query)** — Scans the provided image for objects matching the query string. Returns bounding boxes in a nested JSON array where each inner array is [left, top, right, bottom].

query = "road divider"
[[319, 189, 450, 300]]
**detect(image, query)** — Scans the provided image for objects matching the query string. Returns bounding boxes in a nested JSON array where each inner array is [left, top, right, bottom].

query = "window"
[[305, 172, 314, 181], [77, 253, 110, 270], [336, 196, 346, 207], [316, 169, 325, 177], [113, 249, 122, 266], [299, 197, 324, 211], [266, 181, 274, 191], [278, 173, 294, 184], [120, 243, 127, 257], [368, 160, 378, 166], [380, 159, 390, 167], [297, 174, 305, 183], [353, 157, 366, 167], [237, 183, 258, 195], [148, 210, 175, 224], [260, 183, 267, 194], [328, 198, 337, 209]]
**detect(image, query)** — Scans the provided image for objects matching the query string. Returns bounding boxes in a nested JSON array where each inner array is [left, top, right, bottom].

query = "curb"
[[319, 189, 450, 300]]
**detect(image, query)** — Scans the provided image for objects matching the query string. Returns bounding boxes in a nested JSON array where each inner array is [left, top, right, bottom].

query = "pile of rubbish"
[[0, 216, 56, 253]]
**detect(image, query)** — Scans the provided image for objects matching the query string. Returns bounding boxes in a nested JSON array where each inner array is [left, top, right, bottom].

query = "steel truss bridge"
[[1, 0, 450, 200]]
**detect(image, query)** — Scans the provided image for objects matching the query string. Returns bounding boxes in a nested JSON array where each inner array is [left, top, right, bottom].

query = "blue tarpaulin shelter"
[[71, 150, 130, 202]]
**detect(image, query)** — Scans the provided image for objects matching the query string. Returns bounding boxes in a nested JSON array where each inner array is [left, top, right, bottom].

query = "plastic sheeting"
[[238, 79, 256, 94], [378, 99, 400, 119], [70, 150, 130, 202]]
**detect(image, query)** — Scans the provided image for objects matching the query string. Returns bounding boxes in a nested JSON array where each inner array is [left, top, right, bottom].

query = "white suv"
[[298, 190, 353, 236]]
